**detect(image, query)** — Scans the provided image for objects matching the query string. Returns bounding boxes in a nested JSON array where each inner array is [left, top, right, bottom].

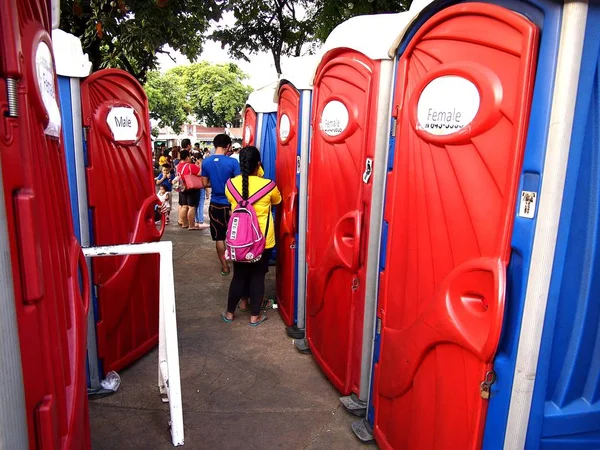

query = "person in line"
[[222, 146, 281, 326], [194, 154, 208, 229], [201, 134, 240, 275], [176, 150, 202, 230], [230, 142, 242, 162], [155, 164, 174, 191]]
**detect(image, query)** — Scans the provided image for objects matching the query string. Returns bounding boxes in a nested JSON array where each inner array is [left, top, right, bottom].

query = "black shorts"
[[179, 189, 201, 207], [209, 202, 231, 241]]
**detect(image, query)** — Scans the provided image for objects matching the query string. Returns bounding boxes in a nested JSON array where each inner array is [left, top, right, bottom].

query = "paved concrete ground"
[[89, 204, 373, 449]]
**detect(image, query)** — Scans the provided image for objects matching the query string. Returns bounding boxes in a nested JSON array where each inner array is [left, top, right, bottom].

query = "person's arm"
[[155, 173, 164, 185], [271, 185, 282, 205], [201, 163, 211, 187]]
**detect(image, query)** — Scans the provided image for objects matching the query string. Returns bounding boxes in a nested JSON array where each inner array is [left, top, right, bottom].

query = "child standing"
[[157, 184, 171, 224]]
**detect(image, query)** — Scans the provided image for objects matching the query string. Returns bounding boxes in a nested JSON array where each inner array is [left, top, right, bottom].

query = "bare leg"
[[187, 206, 196, 229], [178, 205, 189, 227], [216, 240, 229, 273]]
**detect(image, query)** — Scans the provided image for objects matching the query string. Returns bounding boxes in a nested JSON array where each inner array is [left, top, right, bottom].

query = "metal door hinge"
[[296, 155, 301, 174]]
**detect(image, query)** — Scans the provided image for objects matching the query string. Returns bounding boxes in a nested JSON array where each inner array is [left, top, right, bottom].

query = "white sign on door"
[[244, 125, 252, 143], [106, 106, 139, 142], [279, 114, 291, 141], [417, 76, 480, 136], [320, 100, 349, 137], [35, 41, 61, 138]]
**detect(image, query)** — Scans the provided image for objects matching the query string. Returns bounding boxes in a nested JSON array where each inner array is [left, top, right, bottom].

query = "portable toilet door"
[[52, 28, 102, 391], [503, 3, 600, 448], [367, 3, 541, 449], [80, 69, 165, 376], [304, 12, 419, 410], [0, 0, 91, 447], [273, 56, 318, 337], [242, 105, 257, 147]]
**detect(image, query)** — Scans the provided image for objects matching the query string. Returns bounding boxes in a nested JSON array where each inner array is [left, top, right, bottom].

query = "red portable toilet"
[[369, 3, 539, 449], [304, 12, 419, 413], [0, 0, 90, 447], [242, 82, 279, 180], [273, 56, 319, 337], [80, 69, 165, 376], [242, 82, 278, 150]]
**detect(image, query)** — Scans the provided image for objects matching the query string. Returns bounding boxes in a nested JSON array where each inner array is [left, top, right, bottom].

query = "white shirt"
[[231, 153, 240, 162]]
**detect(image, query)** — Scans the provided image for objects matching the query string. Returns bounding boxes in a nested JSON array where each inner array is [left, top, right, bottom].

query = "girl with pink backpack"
[[221, 147, 281, 326]]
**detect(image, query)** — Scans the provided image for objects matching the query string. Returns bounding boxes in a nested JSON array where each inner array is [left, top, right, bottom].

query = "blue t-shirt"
[[201, 154, 241, 205]]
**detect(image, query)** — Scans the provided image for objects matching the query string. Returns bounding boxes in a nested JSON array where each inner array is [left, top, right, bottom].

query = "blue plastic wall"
[[260, 112, 278, 182], [525, 6, 600, 448], [58, 76, 81, 241]]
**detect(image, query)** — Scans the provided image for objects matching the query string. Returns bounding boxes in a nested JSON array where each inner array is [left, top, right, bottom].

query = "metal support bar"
[[82, 241, 184, 446]]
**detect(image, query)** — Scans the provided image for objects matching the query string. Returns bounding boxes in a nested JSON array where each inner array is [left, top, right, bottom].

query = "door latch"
[[296, 155, 301, 174], [480, 370, 496, 399], [351, 277, 360, 291], [362, 158, 373, 184]]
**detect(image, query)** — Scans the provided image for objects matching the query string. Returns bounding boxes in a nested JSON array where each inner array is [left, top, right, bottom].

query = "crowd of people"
[[154, 134, 280, 326]]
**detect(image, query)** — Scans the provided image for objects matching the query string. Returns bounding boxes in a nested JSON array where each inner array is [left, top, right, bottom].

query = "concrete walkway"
[[89, 213, 372, 449]]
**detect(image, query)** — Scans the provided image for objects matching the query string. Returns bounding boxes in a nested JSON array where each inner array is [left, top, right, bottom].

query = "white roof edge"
[[310, 0, 436, 84], [246, 80, 278, 113], [273, 55, 319, 102], [52, 29, 92, 78]]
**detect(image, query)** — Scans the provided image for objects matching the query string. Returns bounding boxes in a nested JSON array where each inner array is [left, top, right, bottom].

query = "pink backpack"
[[225, 179, 275, 263]]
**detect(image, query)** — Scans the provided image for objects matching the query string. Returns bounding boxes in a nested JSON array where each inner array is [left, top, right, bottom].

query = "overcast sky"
[[156, 11, 320, 90]]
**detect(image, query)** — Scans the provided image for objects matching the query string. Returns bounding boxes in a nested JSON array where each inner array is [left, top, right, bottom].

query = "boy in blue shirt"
[[155, 164, 174, 191], [201, 134, 240, 275]]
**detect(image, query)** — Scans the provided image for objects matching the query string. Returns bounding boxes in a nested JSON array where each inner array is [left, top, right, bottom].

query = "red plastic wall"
[[275, 84, 300, 327], [81, 69, 163, 374], [0, 0, 90, 448], [306, 50, 381, 396], [371, 4, 538, 449], [242, 106, 257, 147]]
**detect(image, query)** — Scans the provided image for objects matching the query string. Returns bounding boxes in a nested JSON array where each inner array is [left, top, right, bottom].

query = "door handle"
[[307, 210, 362, 316], [378, 257, 505, 398]]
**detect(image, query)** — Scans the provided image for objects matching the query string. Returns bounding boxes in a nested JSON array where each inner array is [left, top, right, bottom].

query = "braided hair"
[[239, 146, 261, 200]]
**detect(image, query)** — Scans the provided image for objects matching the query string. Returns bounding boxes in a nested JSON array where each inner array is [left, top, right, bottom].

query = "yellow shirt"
[[225, 175, 282, 249]]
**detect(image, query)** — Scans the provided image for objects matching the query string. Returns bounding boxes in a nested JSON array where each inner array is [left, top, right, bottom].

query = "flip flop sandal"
[[261, 298, 275, 311], [249, 314, 268, 327], [221, 311, 233, 323], [221, 270, 231, 276]]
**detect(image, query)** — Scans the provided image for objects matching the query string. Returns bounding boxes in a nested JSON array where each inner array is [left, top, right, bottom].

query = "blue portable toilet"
[[52, 29, 100, 390], [243, 82, 278, 181], [502, 2, 600, 448]]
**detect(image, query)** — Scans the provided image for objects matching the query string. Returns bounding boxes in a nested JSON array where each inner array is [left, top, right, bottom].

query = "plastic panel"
[[276, 85, 300, 327], [242, 106, 257, 147], [306, 50, 381, 396], [371, 4, 538, 449], [81, 69, 163, 375], [0, 0, 91, 447], [525, 7, 600, 448], [260, 112, 278, 182]]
